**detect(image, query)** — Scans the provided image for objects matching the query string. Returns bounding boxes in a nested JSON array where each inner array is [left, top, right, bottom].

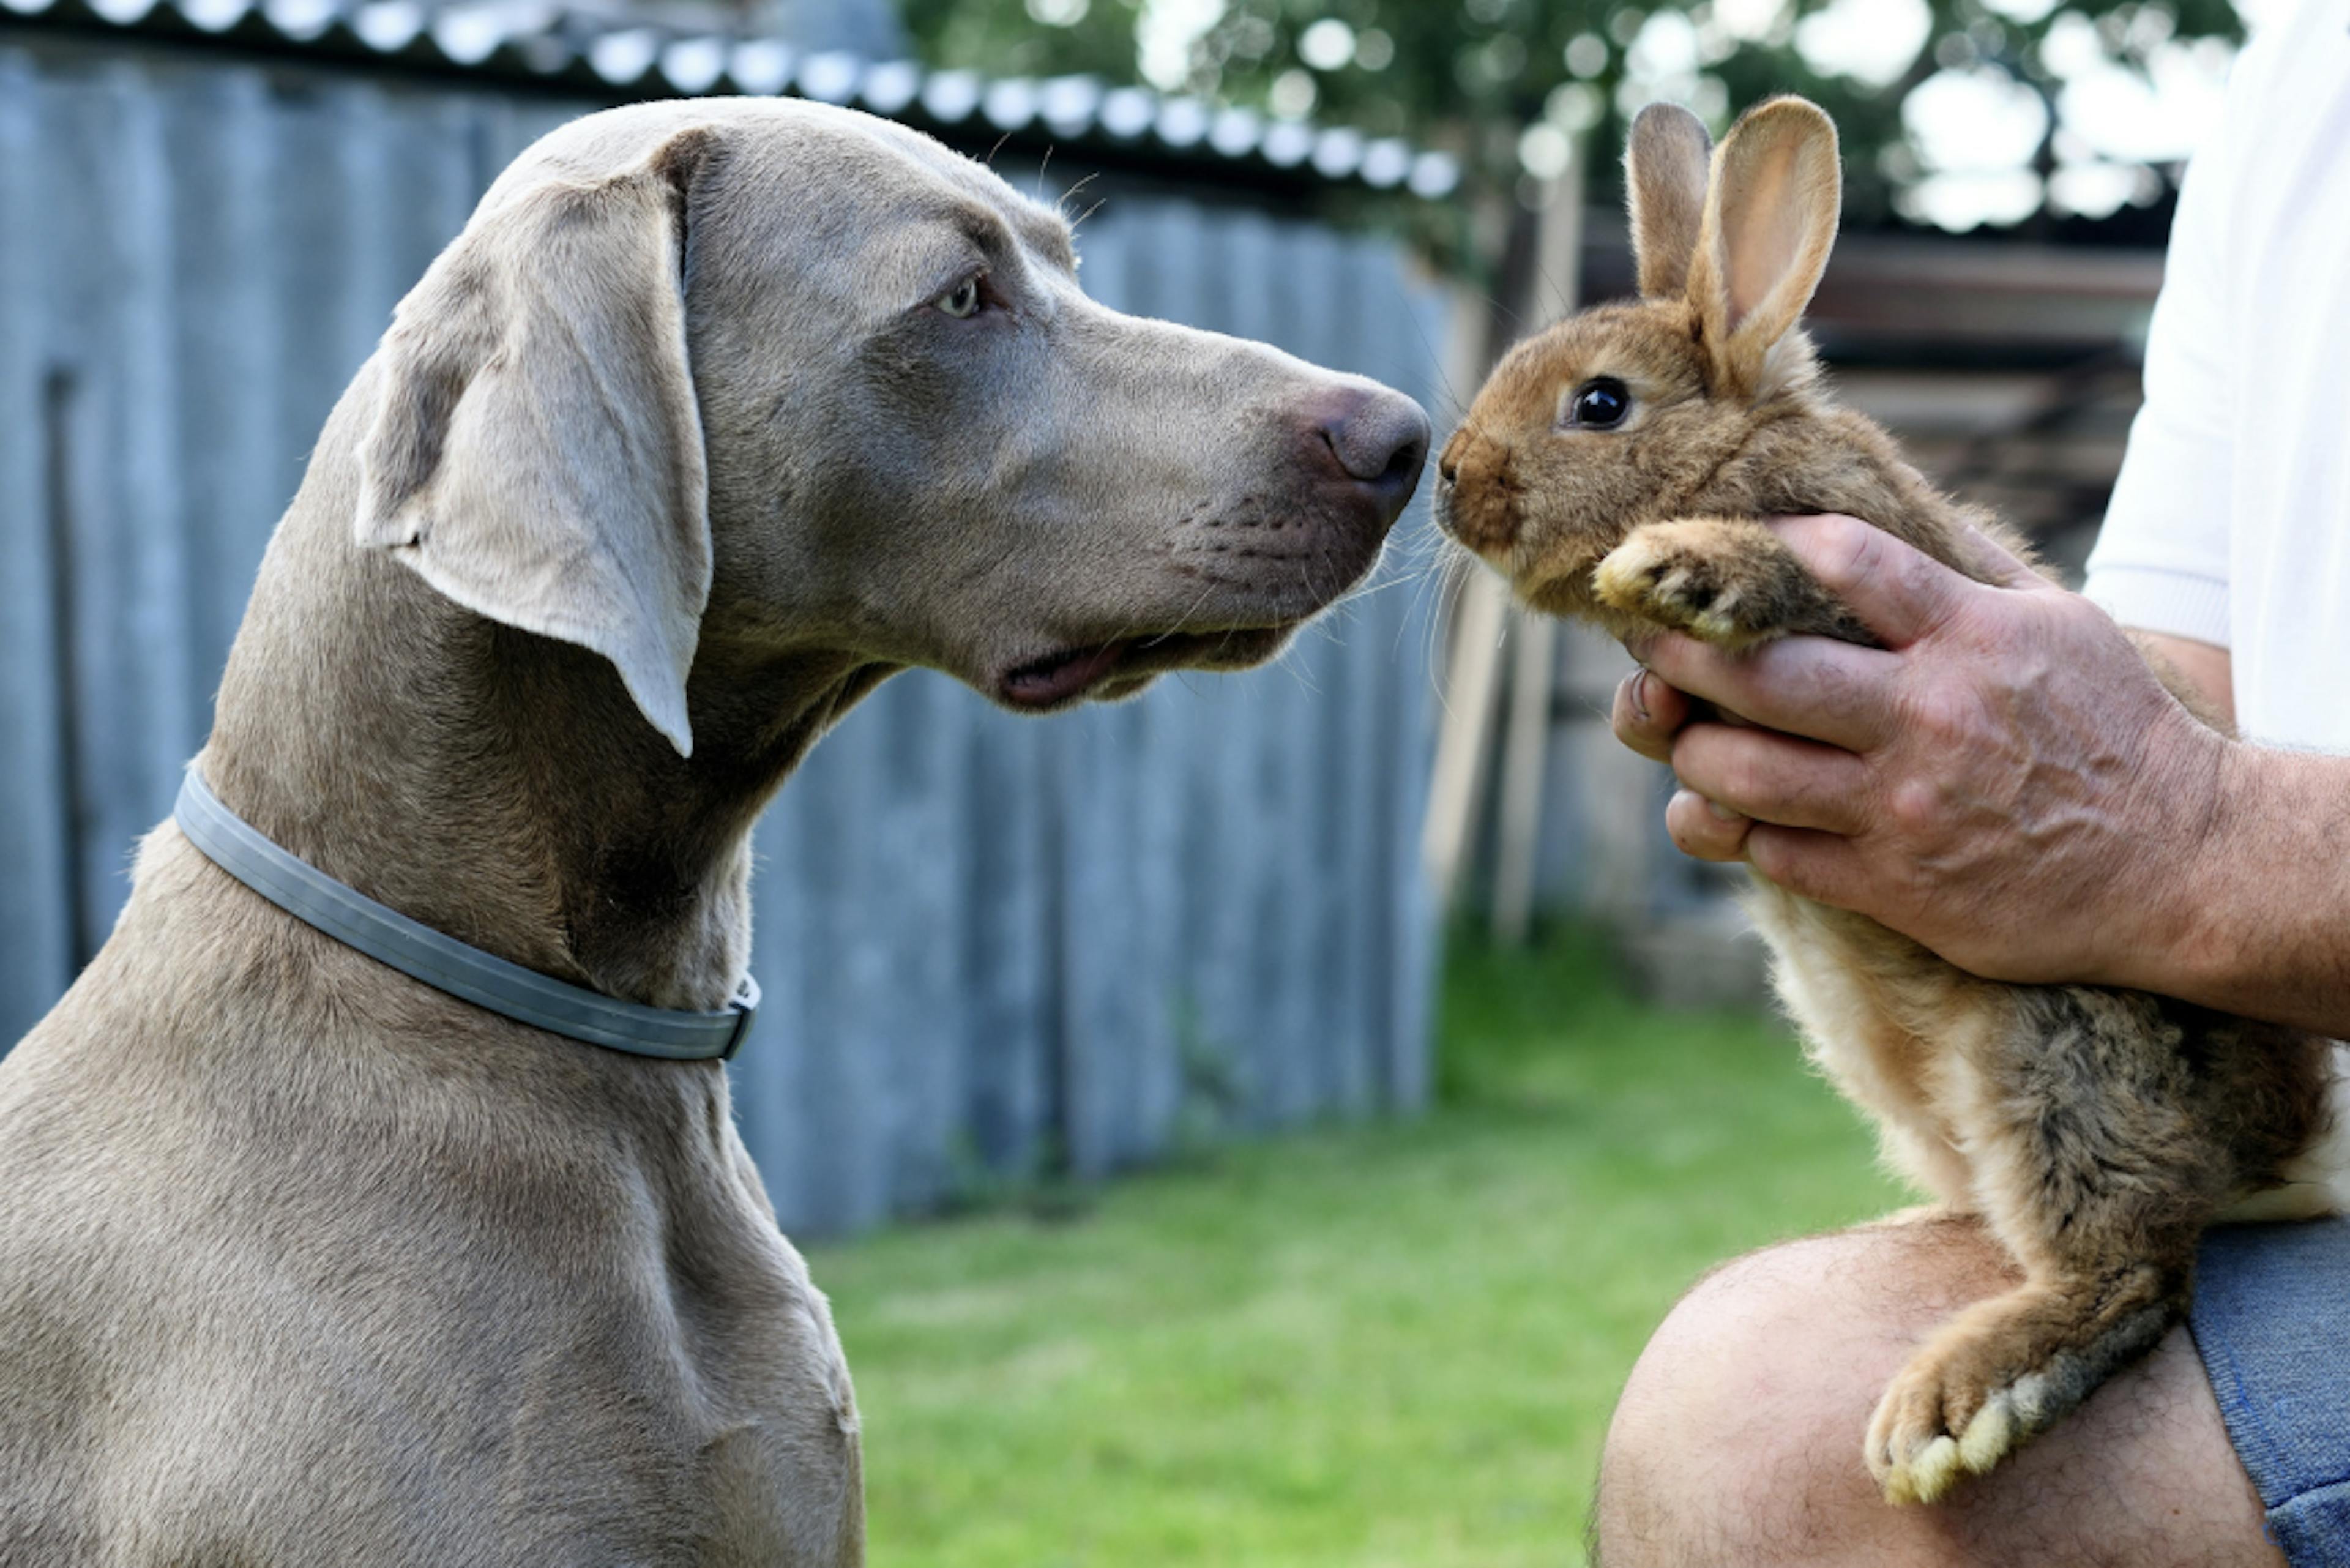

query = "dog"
[[0, 97, 1428, 1565]]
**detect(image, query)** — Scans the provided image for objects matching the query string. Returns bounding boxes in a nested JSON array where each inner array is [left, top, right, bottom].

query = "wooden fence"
[[0, 33, 1452, 1234]]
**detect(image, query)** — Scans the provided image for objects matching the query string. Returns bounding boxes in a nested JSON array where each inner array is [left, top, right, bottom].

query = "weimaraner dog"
[[0, 99, 1427, 1565]]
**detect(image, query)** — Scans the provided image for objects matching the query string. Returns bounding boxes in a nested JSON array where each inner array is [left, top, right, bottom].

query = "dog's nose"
[[1314, 387, 1432, 526]]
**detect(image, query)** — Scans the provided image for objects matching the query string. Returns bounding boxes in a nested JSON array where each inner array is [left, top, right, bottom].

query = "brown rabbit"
[[1435, 95, 2347, 1505]]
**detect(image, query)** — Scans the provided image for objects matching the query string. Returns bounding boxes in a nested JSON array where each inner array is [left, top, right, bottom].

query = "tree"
[[897, 0, 2247, 241]]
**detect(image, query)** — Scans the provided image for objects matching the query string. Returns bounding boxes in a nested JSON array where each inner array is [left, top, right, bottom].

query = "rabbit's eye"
[[1567, 378, 1631, 429]]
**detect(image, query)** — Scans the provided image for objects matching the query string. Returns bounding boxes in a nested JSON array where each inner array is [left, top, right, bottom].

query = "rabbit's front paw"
[[1592, 520, 1791, 649]]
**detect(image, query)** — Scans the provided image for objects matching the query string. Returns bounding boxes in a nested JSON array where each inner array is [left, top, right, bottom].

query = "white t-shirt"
[[2083, 0, 2350, 752]]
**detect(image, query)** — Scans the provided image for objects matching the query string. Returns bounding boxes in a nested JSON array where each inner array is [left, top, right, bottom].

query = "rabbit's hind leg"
[[1593, 515, 1875, 649], [1866, 986, 2239, 1505], [1865, 1252, 2188, 1504]]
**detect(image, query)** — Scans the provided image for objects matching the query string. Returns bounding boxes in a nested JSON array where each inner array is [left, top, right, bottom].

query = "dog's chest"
[[463, 1185, 864, 1562], [209, 1153, 859, 1564]]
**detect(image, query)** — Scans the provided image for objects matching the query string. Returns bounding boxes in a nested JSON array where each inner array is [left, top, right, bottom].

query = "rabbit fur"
[[1434, 95, 2343, 1506]]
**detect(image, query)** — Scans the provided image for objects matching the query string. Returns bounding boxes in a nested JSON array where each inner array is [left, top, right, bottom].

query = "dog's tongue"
[[1005, 643, 1127, 707]]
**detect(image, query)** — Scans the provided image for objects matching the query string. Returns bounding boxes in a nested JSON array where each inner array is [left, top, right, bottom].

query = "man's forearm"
[[2130, 630, 2234, 733], [2104, 632, 2350, 1036], [2132, 743, 2350, 1037]]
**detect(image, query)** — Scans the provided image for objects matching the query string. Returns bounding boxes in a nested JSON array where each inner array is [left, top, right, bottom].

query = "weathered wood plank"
[[43, 64, 192, 944], [166, 65, 282, 731], [0, 50, 76, 1046]]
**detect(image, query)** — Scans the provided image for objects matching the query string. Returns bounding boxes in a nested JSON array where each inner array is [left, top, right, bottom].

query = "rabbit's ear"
[[1687, 98, 1840, 397], [357, 129, 717, 758], [1625, 102, 1713, 299]]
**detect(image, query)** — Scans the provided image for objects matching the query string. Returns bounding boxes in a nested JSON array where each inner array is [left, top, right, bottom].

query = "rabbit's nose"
[[1436, 428, 1469, 487]]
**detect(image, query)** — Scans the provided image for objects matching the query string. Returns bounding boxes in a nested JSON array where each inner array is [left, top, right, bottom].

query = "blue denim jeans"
[[2192, 1219, 2350, 1567]]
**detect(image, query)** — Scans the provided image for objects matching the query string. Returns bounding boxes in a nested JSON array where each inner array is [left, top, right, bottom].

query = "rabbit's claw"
[[1592, 520, 1786, 649], [1866, 1348, 2012, 1506]]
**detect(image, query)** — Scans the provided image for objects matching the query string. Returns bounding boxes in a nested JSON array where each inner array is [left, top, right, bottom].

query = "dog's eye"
[[936, 277, 984, 319], [1567, 378, 1631, 429]]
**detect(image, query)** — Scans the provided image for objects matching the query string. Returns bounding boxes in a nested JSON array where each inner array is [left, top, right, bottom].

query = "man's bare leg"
[[1594, 1215, 2282, 1567]]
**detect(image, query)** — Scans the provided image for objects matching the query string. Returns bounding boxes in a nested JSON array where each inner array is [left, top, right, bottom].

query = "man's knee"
[[1591, 1218, 2277, 1568], [1595, 1223, 1985, 1564]]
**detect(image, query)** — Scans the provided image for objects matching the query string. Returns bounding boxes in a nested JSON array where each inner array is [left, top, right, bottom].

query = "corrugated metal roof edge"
[[0, 0, 1463, 198]]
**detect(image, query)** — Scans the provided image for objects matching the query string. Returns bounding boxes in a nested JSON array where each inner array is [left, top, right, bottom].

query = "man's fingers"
[[1668, 723, 1873, 834], [1665, 787, 1752, 862], [1665, 804, 1881, 909], [1744, 823, 1871, 911], [1637, 631, 1900, 753], [1766, 514, 1988, 648], [1613, 666, 1690, 763], [1948, 522, 2044, 591]]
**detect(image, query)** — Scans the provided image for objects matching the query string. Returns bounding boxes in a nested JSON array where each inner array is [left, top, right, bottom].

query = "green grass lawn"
[[810, 929, 1907, 1566]]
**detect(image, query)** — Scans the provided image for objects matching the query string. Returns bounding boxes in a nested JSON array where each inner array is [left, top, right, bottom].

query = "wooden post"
[[1422, 564, 1509, 911], [1488, 608, 1556, 943], [1480, 135, 1585, 943]]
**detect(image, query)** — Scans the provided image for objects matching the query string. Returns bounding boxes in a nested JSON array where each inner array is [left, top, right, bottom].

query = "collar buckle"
[[720, 977, 761, 1061]]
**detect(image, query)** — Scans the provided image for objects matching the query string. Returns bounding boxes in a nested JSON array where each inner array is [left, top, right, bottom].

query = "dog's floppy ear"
[[1625, 102, 1714, 300], [1685, 97, 1840, 397], [357, 129, 715, 757]]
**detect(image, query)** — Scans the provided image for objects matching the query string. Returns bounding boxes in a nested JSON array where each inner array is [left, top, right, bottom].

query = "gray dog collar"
[[173, 768, 758, 1061]]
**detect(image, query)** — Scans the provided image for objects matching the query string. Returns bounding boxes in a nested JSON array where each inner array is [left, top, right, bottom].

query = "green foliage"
[[898, 0, 1153, 81], [812, 925, 1907, 1564], [898, 0, 2240, 234]]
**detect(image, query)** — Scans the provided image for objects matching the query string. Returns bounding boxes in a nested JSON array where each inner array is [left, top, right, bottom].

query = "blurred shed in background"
[[0, 1, 1458, 1235]]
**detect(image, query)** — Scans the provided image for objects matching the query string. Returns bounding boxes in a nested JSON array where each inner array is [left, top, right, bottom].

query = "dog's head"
[[354, 99, 1428, 756]]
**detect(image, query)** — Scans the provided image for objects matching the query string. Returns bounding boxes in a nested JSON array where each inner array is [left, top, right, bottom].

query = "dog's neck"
[[200, 365, 894, 1014]]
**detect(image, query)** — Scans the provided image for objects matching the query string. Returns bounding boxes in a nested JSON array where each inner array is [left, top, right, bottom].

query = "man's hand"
[[1610, 513, 2236, 991]]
